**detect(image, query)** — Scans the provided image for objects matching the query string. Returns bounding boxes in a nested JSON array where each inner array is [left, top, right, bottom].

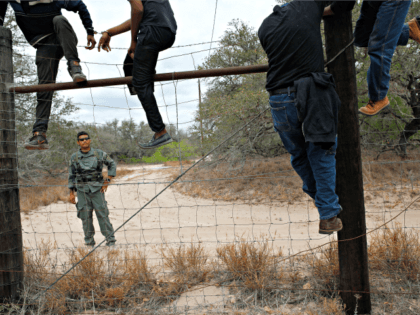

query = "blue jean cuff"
[[400, 25, 410, 46], [319, 208, 341, 221]]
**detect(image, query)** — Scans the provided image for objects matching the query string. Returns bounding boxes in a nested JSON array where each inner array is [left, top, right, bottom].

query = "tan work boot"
[[358, 97, 390, 116], [319, 216, 343, 235], [409, 18, 420, 44]]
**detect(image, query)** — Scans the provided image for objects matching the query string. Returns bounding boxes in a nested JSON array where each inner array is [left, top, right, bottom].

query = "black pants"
[[132, 26, 175, 133], [33, 15, 79, 133]]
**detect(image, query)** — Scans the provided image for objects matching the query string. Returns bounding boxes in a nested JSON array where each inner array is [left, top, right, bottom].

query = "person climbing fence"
[[0, 0, 96, 150], [258, 0, 355, 234]]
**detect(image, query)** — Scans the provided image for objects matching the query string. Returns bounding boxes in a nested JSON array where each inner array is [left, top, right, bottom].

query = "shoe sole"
[[139, 138, 173, 150], [319, 226, 343, 235], [73, 75, 87, 83], [24, 144, 50, 150], [358, 104, 390, 116]]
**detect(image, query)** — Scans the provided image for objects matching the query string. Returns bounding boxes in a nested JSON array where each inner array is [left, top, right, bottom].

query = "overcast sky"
[[17, 0, 279, 131]]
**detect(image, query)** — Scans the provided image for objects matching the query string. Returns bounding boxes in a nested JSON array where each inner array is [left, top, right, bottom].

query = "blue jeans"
[[270, 93, 341, 220], [354, 0, 411, 102]]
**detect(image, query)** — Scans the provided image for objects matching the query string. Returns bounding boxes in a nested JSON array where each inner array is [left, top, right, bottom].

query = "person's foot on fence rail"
[[24, 132, 49, 150], [139, 130, 173, 150], [68, 60, 87, 84], [319, 216, 343, 235], [358, 97, 390, 116], [409, 16, 420, 44]]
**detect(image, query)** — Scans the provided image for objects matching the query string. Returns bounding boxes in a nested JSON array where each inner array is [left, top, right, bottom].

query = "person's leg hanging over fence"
[[25, 35, 63, 150], [270, 92, 342, 234], [358, 0, 411, 116], [53, 15, 87, 83], [269, 93, 317, 200], [133, 26, 175, 150]]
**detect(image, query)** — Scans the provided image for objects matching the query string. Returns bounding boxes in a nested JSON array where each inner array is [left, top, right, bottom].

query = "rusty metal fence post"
[[0, 26, 23, 301], [324, 10, 372, 315]]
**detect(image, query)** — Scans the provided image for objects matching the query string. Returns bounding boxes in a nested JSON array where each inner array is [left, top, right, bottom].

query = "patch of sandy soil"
[[21, 164, 420, 266]]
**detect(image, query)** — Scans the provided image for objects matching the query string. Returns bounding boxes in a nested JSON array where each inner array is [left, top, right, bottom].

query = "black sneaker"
[[68, 60, 87, 83], [139, 133, 173, 150], [106, 241, 116, 247], [24, 132, 49, 150]]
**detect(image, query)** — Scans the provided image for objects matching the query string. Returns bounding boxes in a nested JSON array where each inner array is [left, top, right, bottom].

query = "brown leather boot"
[[319, 216, 343, 235], [409, 18, 420, 44], [358, 97, 390, 116]]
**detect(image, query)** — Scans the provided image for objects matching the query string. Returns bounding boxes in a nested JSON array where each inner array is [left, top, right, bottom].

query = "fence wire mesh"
[[2, 2, 420, 315]]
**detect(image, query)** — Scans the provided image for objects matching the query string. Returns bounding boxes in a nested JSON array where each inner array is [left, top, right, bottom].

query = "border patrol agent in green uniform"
[[68, 131, 117, 246]]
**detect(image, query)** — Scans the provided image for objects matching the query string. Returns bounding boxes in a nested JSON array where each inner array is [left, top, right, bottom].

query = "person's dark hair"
[[77, 131, 89, 140]]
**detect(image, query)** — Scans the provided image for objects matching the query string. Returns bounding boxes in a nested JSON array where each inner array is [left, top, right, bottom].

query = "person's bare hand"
[[70, 192, 76, 204], [128, 40, 137, 60], [100, 185, 107, 193], [100, 180, 109, 193], [98, 33, 112, 52], [86, 35, 97, 50]]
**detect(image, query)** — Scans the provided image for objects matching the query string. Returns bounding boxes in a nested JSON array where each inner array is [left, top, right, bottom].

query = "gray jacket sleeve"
[[68, 154, 77, 191], [103, 152, 117, 177]]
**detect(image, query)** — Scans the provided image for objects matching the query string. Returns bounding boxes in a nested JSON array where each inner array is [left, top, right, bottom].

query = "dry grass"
[[171, 152, 420, 203], [163, 160, 193, 167], [172, 156, 302, 202], [23, 239, 58, 285], [20, 176, 70, 214], [217, 239, 284, 291], [369, 224, 420, 281], [19, 167, 135, 214], [306, 226, 420, 314], [306, 241, 340, 293], [18, 227, 420, 314], [24, 244, 157, 314], [23, 241, 211, 314], [160, 242, 212, 287]]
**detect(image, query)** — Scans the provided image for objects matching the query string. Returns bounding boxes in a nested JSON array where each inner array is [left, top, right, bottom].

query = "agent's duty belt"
[[269, 87, 296, 97], [77, 175, 103, 183]]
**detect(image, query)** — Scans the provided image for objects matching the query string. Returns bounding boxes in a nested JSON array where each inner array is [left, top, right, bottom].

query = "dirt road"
[[21, 164, 420, 265]]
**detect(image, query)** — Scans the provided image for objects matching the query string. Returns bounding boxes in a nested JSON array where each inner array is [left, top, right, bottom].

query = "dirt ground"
[[21, 163, 420, 266]]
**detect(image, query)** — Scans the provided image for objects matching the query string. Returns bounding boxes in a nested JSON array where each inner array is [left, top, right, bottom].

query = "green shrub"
[[142, 141, 195, 164]]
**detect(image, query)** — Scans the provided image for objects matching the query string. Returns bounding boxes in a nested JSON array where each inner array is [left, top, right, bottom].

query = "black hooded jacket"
[[258, 0, 355, 92]]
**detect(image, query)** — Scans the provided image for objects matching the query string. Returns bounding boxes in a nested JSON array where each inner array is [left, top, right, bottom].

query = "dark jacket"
[[294, 72, 341, 148], [0, 0, 94, 47], [127, 0, 177, 34], [258, 0, 355, 92]]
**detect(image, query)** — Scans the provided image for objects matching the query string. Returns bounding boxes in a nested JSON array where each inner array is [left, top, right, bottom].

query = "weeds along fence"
[[1, 11, 420, 315]]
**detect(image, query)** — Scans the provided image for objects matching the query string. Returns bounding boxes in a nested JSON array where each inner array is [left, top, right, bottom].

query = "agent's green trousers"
[[76, 190, 116, 246]]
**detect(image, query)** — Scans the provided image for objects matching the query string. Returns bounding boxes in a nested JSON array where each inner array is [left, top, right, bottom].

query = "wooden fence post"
[[0, 26, 23, 301], [324, 11, 372, 315]]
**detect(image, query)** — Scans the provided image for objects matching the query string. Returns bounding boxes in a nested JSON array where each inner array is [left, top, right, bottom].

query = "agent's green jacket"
[[68, 148, 116, 193]]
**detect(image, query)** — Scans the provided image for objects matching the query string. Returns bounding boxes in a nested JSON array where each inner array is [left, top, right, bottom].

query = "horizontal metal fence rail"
[[10, 64, 269, 94]]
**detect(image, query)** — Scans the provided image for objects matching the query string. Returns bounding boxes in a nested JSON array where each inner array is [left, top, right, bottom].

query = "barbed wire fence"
[[1, 8, 420, 315]]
